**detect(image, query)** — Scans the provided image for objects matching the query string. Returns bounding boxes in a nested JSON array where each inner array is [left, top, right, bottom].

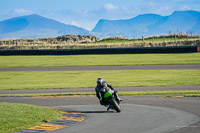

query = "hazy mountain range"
[[92, 10, 200, 38], [0, 14, 90, 39], [0, 10, 200, 39]]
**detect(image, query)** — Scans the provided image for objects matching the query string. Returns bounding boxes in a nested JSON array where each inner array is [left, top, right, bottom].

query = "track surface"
[[1, 86, 200, 94], [0, 64, 199, 72], [0, 96, 200, 133], [0, 64, 200, 133], [52, 104, 198, 133]]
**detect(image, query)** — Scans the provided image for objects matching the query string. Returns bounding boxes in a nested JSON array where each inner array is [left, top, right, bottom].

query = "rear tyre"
[[110, 97, 121, 112]]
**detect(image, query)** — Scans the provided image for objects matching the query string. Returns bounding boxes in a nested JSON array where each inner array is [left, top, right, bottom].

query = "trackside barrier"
[[0, 46, 199, 55]]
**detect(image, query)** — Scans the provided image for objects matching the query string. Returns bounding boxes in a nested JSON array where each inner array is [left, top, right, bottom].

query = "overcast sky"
[[1, 0, 200, 30]]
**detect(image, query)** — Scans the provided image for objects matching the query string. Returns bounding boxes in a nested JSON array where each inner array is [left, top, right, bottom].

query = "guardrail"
[[0, 46, 199, 55]]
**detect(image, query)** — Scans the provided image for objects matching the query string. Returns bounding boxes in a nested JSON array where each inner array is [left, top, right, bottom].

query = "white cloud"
[[70, 21, 80, 27], [181, 6, 192, 10], [0, 9, 34, 21], [13, 9, 33, 15], [104, 3, 118, 10]]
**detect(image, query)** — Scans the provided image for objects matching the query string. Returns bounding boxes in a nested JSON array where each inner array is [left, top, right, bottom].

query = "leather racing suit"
[[95, 81, 120, 106]]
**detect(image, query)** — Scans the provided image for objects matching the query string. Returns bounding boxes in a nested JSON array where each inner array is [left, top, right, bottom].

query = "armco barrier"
[[0, 46, 199, 55]]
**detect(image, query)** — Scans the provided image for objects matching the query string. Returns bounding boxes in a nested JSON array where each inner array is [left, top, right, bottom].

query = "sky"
[[0, 0, 200, 31]]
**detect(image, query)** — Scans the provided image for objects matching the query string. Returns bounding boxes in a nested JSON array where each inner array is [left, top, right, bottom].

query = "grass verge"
[[0, 70, 199, 90], [0, 103, 62, 133], [98, 35, 200, 43], [184, 94, 200, 97], [0, 53, 199, 68], [0, 90, 200, 97]]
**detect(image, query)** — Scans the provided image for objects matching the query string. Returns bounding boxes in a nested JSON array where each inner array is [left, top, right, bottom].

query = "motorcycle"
[[103, 89, 121, 112]]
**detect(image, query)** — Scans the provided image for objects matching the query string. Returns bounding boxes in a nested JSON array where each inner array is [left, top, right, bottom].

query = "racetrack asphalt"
[[0, 64, 199, 72], [0, 95, 200, 133], [1, 86, 200, 94], [0, 64, 200, 133]]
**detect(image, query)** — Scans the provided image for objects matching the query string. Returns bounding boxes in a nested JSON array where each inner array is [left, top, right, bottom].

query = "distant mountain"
[[0, 14, 90, 39], [92, 10, 200, 38], [1, 11, 200, 39]]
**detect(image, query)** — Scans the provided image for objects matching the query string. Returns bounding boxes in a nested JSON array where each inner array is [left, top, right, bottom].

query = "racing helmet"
[[97, 77, 103, 85]]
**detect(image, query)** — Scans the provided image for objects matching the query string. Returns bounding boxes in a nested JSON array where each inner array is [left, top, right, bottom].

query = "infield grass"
[[0, 103, 62, 133], [0, 53, 199, 68], [0, 70, 199, 90]]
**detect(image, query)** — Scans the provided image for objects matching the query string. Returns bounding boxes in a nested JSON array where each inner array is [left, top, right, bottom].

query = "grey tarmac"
[[0, 64, 199, 72], [50, 104, 199, 133], [0, 96, 200, 133], [0, 86, 200, 94]]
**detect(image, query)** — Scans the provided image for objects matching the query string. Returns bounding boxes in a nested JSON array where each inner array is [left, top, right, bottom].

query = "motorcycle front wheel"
[[110, 97, 121, 112]]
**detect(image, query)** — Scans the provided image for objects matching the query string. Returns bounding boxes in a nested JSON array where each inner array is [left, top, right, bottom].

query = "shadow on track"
[[78, 111, 115, 113]]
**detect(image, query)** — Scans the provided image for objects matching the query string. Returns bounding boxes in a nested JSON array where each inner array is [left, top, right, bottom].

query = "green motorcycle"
[[104, 89, 121, 112]]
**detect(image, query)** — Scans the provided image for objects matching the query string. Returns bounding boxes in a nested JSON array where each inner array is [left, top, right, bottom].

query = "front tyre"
[[110, 97, 121, 112]]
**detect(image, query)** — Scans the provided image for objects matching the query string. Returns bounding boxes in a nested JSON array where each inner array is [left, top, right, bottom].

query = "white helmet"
[[97, 77, 103, 85]]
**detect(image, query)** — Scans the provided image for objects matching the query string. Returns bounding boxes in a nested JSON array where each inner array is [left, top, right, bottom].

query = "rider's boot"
[[106, 105, 111, 111]]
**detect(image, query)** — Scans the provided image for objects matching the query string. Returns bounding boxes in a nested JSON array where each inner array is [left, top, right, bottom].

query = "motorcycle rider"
[[95, 77, 122, 110]]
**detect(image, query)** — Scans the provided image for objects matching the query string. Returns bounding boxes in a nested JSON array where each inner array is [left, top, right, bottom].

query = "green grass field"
[[0, 70, 199, 90], [0, 103, 62, 133], [96, 35, 200, 44], [0, 53, 199, 68]]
